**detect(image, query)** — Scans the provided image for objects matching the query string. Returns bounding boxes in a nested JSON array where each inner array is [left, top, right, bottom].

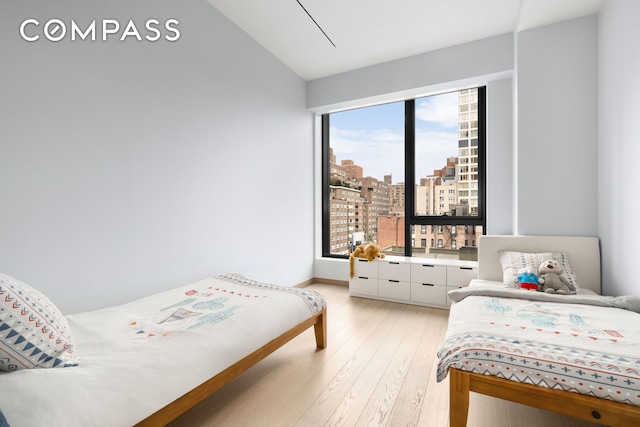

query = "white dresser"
[[349, 255, 477, 308]]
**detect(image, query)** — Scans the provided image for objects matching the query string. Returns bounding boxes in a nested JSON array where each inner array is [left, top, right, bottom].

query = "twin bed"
[[437, 235, 640, 426], [0, 273, 326, 426]]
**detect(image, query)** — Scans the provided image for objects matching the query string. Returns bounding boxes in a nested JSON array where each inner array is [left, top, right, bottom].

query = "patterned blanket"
[[437, 291, 640, 406]]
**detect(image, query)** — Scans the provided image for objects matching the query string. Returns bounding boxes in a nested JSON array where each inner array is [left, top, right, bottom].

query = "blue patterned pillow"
[[0, 272, 78, 371], [0, 407, 9, 427]]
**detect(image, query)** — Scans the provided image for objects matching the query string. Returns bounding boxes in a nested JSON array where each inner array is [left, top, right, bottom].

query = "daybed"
[[437, 235, 640, 427], [0, 273, 326, 426]]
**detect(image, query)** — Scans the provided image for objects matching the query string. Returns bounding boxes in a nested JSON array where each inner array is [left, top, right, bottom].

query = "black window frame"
[[322, 86, 486, 258]]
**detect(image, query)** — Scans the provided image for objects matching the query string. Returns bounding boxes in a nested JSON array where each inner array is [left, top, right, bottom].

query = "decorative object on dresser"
[[349, 243, 385, 278]]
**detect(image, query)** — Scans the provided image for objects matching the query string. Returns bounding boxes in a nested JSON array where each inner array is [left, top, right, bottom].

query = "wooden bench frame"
[[134, 308, 327, 426], [449, 368, 640, 427]]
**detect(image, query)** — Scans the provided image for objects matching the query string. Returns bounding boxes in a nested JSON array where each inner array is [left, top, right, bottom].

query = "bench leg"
[[314, 309, 327, 349], [450, 369, 470, 427]]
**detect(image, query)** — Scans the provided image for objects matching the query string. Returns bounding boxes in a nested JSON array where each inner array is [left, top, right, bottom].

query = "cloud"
[[330, 126, 404, 181], [415, 91, 458, 129], [415, 129, 458, 180]]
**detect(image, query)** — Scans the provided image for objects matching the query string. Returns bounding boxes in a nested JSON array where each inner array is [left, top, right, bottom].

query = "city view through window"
[[326, 88, 483, 260]]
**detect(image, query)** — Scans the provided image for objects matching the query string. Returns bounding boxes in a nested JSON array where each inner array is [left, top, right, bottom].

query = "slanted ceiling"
[[207, 0, 604, 81]]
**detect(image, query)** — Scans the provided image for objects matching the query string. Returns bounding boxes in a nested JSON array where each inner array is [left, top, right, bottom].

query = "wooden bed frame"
[[448, 235, 640, 426], [450, 368, 640, 427], [134, 308, 327, 426]]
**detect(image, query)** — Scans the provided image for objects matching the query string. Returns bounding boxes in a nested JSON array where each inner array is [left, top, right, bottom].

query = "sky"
[[330, 91, 459, 185]]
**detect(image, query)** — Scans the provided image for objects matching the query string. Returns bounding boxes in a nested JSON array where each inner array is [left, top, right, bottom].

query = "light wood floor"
[[169, 284, 603, 427]]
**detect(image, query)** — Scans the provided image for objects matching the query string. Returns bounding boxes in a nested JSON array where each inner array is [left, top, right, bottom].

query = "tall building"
[[328, 185, 361, 255], [416, 157, 458, 216], [456, 88, 479, 215], [341, 159, 363, 181], [328, 148, 348, 185], [389, 180, 405, 216], [361, 176, 389, 244]]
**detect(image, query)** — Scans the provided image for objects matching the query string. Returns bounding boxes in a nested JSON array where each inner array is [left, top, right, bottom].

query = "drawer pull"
[[358, 276, 369, 280], [421, 264, 435, 268], [389, 279, 400, 283], [389, 262, 400, 265], [460, 267, 473, 271], [357, 259, 369, 263], [422, 283, 435, 287]]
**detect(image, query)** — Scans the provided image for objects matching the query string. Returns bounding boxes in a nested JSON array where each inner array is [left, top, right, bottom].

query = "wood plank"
[[298, 303, 412, 425], [386, 307, 449, 426], [324, 303, 421, 426]]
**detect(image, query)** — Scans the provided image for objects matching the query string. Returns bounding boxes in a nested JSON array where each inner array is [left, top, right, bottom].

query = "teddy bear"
[[349, 243, 385, 278], [537, 259, 576, 295], [513, 266, 539, 291]]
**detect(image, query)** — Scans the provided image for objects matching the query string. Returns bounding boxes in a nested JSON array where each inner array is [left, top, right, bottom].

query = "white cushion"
[[0, 272, 78, 371]]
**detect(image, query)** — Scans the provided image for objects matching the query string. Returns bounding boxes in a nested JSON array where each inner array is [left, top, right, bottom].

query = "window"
[[322, 87, 486, 260]]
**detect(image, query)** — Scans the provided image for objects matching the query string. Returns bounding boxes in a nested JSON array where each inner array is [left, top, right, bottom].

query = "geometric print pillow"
[[498, 251, 578, 290], [0, 272, 78, 371]]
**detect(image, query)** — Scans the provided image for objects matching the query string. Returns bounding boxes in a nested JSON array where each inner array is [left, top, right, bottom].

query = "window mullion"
[[404, 100, 415, 257]]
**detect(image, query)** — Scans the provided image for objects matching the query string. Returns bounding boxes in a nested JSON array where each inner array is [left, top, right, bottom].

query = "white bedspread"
[[437, 289, 640, 406], [0, 274, 325, 427]]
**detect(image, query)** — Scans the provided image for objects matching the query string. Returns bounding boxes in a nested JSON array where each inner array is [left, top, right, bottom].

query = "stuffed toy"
[[349, 243, 385, 278], [513, 266, 538, 291], [537, 259, 576, 295]]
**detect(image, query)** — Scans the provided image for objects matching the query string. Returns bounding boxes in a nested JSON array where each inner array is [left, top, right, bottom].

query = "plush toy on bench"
[[349, 243, 385, 278], [538, 259, 576, 295], [514, 266, 539, 291]]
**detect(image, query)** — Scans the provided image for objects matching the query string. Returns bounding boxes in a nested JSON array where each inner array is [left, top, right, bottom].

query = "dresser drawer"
[[349, 277, 378, 296], [379, 279, 410, 301], [379, 260, 410, 281], [410, 263, 446, 286], [352, 258, 379, 278], [410, 282, 447, 306], [446, 266, 477, 288]]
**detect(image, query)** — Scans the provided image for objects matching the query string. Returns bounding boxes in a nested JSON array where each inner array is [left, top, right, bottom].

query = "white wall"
[[516, 15, 598, 237], [0, 0, 314, 314], [598, 0, 640, 296], [486, 78, 514, 235], [307, 34, 514, 112]]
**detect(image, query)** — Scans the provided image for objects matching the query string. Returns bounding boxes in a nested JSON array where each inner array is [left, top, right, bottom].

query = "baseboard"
[[294, 278, 349, 288], [294, 278, 315, 288]]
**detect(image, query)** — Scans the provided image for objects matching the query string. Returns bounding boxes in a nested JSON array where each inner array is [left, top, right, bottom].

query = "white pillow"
[[498, 251, 577, 289], [0, 272, 78, 371]]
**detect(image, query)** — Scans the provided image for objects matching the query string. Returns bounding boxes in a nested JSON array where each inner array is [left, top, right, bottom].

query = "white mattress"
[[0, 274, 325, 426]]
